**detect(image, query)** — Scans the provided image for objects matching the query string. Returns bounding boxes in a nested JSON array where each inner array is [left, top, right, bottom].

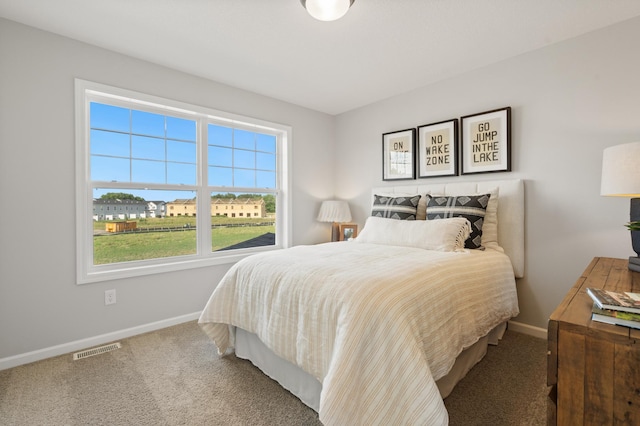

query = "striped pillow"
[[426, 194, 491, 249], [371, 194, 421, 220]]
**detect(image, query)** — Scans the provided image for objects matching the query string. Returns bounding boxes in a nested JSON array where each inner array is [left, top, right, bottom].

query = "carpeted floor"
[[0, 321, 548, 425], [444, 329, 548, 426]]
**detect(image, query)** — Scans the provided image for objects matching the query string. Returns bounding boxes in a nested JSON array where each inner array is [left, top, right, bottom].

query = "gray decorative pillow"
[[371, 194, 421, 220], [425, 194, 491, 249]]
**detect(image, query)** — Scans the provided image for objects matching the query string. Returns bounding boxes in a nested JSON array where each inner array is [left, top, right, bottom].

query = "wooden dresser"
[[547, 257, 640, 425]]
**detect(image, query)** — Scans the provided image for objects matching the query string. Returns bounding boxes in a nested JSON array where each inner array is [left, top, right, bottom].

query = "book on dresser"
[[591, 304, 640, 329], [586, 287, 640, 314]]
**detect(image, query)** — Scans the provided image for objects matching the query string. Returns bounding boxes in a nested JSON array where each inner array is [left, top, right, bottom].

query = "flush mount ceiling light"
[[300, 0, 355, 21]]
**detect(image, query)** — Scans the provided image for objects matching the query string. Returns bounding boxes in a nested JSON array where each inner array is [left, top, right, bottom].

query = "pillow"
[[426, 187, 499, 249], [425, 194, 490, 249], [480, 188, 499, 249], [356, 216, 471, 252], [371, 194, 421, 220]]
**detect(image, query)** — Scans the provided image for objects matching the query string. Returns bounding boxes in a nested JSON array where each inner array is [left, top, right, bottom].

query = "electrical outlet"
[[105, 289, 116, 305]]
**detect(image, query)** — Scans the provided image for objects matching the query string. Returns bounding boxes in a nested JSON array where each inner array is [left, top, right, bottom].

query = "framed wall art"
[[417, 119, 458, 178], [460, 107, 511, 175], [339, 223, 358, 241], [382, 128, 415, 181]]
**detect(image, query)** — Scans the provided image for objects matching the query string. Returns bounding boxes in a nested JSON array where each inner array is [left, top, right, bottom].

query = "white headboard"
[[371, 179, 524, 278]]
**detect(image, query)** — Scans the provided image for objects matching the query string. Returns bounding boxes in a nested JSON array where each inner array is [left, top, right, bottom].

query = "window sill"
[[77, 245, 282, 284]]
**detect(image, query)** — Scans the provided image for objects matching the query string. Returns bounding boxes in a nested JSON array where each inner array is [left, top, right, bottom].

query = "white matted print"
[[417, 119, 458, 178], [461, 107, 511, 174], [382, 128, 415, 181]]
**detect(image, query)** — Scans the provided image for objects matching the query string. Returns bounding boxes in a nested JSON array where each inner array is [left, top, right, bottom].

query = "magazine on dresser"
[[587, 287, 640, 314], [592, 304, 640, 321], [592, 310, 640, 330], [591, 303, 640, 329]]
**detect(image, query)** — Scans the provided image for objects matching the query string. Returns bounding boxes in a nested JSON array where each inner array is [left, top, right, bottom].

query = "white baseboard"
[[1, 314, 546, 371], [508, 320, 547, 340], [0, 311, 201, 371]]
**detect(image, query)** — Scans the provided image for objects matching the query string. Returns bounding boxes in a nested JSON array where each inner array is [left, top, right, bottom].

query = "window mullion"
[[197, 118, 210, 256]]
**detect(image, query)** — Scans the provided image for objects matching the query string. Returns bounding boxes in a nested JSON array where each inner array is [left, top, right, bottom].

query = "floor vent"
[[73, 342, 121, 361]]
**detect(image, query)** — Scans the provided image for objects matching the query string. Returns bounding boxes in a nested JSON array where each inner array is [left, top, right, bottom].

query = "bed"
[[199, 179, 524, 425]]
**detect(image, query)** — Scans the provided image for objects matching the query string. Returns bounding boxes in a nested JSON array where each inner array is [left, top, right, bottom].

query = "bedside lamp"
[[317, 200, 352, 242], [600, 141, 640, 271]]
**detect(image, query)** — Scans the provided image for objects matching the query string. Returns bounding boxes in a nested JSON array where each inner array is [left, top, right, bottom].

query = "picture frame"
[[460, 107, 511, 175], [382, 128, 416, 181], [339, 223, 358, 241], [417, 119, 458, 178]]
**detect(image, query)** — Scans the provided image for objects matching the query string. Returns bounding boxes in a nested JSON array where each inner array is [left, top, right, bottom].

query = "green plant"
[[624, 221, 640, 231]]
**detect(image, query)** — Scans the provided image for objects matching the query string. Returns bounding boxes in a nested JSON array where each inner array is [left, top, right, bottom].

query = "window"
[[75, 79, 291, 284]]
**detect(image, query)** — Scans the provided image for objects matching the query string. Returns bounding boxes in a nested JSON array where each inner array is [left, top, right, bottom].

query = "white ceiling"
[[2, 0, 640, 115]]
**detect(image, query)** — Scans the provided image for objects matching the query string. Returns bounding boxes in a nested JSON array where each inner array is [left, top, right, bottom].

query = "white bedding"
[[199, 241, 519, 425]]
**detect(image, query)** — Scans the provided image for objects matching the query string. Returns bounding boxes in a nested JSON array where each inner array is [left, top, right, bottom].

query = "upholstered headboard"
[[371, 179, 524, 278]]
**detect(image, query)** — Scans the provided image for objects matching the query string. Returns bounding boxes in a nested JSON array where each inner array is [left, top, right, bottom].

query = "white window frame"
[[75, 79, 292, 284]]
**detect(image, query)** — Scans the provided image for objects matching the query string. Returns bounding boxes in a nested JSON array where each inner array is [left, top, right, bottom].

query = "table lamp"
[[317, 200, 352, 242], [600, 141, 640, 271]]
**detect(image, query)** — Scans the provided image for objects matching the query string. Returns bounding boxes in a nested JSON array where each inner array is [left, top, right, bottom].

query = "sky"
[[90, 102, 276, 202]]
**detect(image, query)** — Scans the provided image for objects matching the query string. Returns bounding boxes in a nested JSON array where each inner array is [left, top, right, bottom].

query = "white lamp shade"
[[601, 142, 640, 197], [302, 0, 353, 21], [317, 200, 352, 223]]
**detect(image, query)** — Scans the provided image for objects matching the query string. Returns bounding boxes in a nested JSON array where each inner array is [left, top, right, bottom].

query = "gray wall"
[[334, 17, 640, 329], [2, 15, 640, 363], [0, 19, 335, 360]]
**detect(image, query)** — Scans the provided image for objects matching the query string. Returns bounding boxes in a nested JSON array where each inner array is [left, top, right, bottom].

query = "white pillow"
[[356, 216, 471, 252]]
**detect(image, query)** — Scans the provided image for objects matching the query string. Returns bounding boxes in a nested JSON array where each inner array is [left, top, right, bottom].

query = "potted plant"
[[625, 221, 640, 257]]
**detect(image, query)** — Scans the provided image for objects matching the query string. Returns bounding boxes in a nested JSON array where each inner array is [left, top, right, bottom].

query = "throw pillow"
[[357, 216, 471, 252], [371, 194, 421, 220], [425, 194, 491, 249]]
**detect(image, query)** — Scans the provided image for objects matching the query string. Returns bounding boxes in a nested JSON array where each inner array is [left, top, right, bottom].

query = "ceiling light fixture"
[[300, 0, 355, 21]]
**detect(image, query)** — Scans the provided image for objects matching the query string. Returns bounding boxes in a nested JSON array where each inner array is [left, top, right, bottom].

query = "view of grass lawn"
[[93, 215, 273, 231], [93, 216, 275, 264]]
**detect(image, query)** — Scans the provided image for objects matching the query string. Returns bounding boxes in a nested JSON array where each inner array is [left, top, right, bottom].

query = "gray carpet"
[[0, 321, 548, 425], [444, 329, 548, 426]]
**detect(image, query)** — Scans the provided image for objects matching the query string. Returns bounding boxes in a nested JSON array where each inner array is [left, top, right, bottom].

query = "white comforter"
[[199, 241, 519, 425]]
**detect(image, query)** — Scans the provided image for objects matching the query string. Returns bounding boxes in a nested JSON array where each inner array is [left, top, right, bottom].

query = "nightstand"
[[547, 257, 640, 425]]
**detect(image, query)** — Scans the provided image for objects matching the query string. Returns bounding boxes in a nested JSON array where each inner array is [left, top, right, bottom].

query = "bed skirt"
[[235, 321, 508, 412]]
